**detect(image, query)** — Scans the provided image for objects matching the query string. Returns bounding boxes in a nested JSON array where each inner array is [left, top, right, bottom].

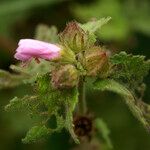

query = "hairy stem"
[[78, 77, 87, 114]]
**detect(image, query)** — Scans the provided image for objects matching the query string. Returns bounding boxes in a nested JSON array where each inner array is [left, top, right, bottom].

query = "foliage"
[[22, 125, 49, 143], [36, 73, 79, 143], [94, 79, 150, 132], [5, 72, 79, 143], [93, 49, 150, 132], [0, 59, 52, 88], [5, 96, 38, 112], [79, 17, 111, 46], [110, 52, 150, 89], [79, 17, 111, 34], [0, 70, 27, 89]]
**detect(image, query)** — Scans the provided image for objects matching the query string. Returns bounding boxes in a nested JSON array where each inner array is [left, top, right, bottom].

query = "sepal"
[[51, 64, 79, 89], [59, 21, 92, 53], [84, 47, 110, 77]]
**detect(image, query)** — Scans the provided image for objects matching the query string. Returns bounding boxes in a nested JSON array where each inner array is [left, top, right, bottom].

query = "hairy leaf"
[[94, 79, 150, 132], [5, 95, 39, 113], [79, 17, 111, 34], [0, 60, 52, 89], [10, 60, 51, 83], [0, 70, 28, 89], [22, 125, 49, 143], [110, 52, 150, 89], [5, 72, 80, 143], [79, 17, 111, 45], [36, 73, 79, 142], [10, 60, 51, 77]]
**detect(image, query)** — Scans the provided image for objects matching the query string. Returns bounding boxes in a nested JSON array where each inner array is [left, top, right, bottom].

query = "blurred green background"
[[0, 0, 150, 150]]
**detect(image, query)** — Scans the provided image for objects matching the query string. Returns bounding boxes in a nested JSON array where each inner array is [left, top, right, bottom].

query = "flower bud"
[[51, 64, 79, 89], [59, 21, 89, 53], [84, 47, 110, 77], [14, 39, 61, 62]]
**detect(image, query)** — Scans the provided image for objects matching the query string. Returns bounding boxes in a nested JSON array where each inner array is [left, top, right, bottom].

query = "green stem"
[[78, 77, 87, 115]]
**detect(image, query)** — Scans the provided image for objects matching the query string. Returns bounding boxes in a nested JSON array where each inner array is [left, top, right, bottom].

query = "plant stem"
[[78, 77, 87, 115]]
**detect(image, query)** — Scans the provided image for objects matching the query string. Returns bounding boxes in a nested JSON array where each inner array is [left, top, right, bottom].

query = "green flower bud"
[[51, 64, 79, 89], [59, 21, 90, 53], [84, 47, 110, 77]]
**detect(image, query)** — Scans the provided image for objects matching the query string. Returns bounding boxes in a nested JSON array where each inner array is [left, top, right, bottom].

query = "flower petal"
[[14, 39, 61, 61]]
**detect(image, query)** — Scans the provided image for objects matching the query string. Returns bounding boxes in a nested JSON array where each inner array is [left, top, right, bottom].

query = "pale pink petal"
[[14, 51, 32, 61], [14, 39, 61, 61]]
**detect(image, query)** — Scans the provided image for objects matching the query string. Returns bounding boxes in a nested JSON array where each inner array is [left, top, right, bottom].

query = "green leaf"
[[0, 60, 52, 89], [35, 24, 59, 43], [79, 17, 111, 34], [5, 95, 38, 113], [36, 73, 79, 142], [0, 70, 27, 89], [10, 59, 52, 84], [79, 17, 111, 46], [10, 60, 51, 77], [22, 125, 49, 143], [37, 73, 79, 114], [36, 73, 61, 114], [110, 52, 150, 89], [94, 79, 150, 132], [94, 118, 113, 149], [5, 96, 27, 112], [5, 72, 79, 143]]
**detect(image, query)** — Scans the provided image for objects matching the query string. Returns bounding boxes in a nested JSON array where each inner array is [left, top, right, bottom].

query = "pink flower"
[[14, 39, 61, 62]]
